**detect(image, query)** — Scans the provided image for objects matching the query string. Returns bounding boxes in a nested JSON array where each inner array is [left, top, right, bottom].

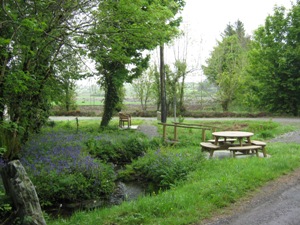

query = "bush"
[[85, 130, 160, 165], [30, 161, 115, 207], [0, 188, 12, 222], [119, 148, 203, 189], [20, 131, 116, 207]]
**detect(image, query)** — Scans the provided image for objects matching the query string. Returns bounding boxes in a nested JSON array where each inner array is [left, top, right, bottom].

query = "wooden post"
[[174, 123, 178, 141], [1, 160, 46, 225], [76, 117, 79, 133], [202, 129, 206, 141], [163, 124, 167, 140]]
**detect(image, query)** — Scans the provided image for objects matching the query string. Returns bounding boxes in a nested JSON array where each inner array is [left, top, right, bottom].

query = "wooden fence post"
[[174, 123, 178, 141], [162, 124, 167, 140]]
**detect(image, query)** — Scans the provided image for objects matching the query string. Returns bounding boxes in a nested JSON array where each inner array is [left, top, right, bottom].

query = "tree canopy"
[[0, 0, 185, 158], [0, 0, 93, 159], [87, 0, 185, 126], [202, 20, 250, 111], [249, 2, 300, 116]]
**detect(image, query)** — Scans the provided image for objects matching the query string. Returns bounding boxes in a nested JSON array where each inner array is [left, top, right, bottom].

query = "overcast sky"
[[179, 0, 294, 64]]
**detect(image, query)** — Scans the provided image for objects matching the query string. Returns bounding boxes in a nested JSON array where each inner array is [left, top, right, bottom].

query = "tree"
[[132, 67, 156, 112], [202, 20, 250, 111], [158, 0, 185, 123], [249, 3, 300, 116], [0, 0, 93, 157], [152, 64, 161, 111], [0, 0, 94, 223], [165, 60, 188, 117], [88, 0, 184, 127], [55, 65, 79, 112], [170, 29, 199, 115]]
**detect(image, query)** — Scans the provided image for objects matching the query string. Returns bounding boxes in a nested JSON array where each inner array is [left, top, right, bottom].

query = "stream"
[[46, 181, 147, 218]]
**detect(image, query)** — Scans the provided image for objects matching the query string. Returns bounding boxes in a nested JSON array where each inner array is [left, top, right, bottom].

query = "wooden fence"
[[158, 122, 219, 143]]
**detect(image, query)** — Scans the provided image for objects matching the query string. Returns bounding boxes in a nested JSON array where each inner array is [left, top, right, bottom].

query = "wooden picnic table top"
[[212, 131, 254, 138]]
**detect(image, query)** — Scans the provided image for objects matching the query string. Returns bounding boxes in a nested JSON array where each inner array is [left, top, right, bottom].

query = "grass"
[[45, 118, 300, 225]]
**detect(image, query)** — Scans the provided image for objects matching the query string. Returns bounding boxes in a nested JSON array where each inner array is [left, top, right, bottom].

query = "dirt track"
[[201, 167, 300, 225]]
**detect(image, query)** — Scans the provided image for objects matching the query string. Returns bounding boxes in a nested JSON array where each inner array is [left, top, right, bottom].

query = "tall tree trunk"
[[100, 76, 120, 127], [160, 44, 167, 123]]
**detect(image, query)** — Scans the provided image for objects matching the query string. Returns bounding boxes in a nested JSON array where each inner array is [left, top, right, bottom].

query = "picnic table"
[[212, 131, 253, 146], [201, 131, 267, 158]]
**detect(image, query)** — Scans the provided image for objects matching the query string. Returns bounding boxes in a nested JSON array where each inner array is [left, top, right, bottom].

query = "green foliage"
[[20, 129, 117, 207], [0, 189, 12, 220], [178, 115, 185, 123], [202, 20, 250, 111], [0, 121, 23, 160], [119, 147, 203, 189], [249, 3, 300, 116], [87, 0, 185, 126], [0, 0, 92, 158], [31, 165, 115, 207], [257, 130, 275, 139], [132, 67, 156, 111], [247, 120, 279, 133], [165, 60, 189, 114], [48, 141, 300, 225], [85, 131, 160, 164]]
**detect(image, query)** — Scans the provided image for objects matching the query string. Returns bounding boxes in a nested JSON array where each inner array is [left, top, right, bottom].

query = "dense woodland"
[[1, 0, 300, 223]]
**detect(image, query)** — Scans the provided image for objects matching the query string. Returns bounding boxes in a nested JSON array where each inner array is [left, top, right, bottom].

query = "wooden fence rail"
[[158, 122, 219, 143]]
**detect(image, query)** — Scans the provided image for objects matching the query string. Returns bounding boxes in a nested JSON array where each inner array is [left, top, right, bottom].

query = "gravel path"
[[269, 130, 300, 144], [137, 125, 159, 139]]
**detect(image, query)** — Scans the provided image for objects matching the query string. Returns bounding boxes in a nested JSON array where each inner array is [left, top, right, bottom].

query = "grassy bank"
[[47, 143, 300, 225], [45, 119, 300, 225]]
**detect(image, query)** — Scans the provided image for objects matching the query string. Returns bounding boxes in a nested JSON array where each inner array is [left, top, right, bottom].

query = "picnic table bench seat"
[[228, 145, 262, 158], [245, 140, 267, 157]]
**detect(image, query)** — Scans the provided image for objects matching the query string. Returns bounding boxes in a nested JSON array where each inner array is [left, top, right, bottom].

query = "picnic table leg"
[[214, 136, 219, 145], [238, 138, 242, 146], [209, 150, 214, 158], [232, 150, 236, 158], [246, 137, 251, 145]]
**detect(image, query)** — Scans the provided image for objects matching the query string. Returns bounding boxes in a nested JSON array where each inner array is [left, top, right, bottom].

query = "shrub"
[[258, 130, 275, 139], [0, 188, 12, 221], [20, 131, 116, 207], [119, 148, 203, 189], [85, 130, 160, 165]]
